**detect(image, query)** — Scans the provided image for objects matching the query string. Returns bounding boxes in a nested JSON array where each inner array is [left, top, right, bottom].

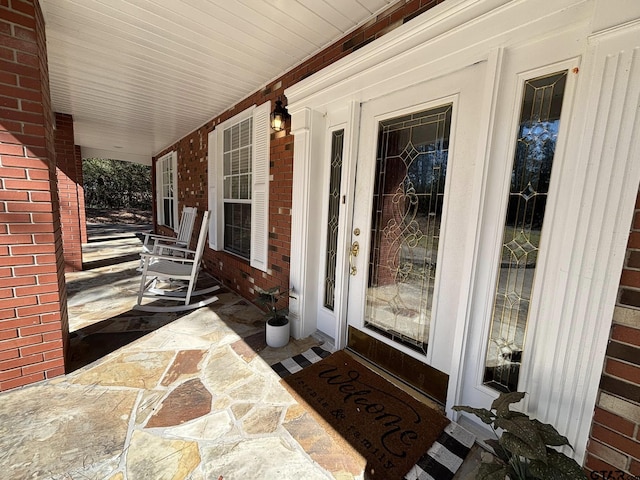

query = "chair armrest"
[[140, 252, 196, 263], [143, 232, 184, 245], [150, 244, 196, 256], [152, 237, 187, 248]]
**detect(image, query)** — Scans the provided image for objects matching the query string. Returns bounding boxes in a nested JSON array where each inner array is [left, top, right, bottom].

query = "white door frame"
[[286, 0, 640, 463]]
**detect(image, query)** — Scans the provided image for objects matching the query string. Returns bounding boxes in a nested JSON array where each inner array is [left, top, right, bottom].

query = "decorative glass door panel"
[[483, 71, 567, 392], [345, 62, 486, 401], [365, 106, 452, 355]]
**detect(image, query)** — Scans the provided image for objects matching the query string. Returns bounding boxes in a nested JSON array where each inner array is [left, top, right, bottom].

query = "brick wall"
[[54, 112, 83, 272], [0, 0, 69, 391], [153, 0, 445, 305], [75, 145, 86, 244], [585, 187, 640, 478]]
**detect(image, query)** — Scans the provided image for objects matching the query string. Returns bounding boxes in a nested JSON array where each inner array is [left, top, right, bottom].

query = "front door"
[[345, 62, 487, 404]]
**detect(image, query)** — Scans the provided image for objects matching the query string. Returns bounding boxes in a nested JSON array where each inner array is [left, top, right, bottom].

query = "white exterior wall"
[[286, 0, 640, 463]]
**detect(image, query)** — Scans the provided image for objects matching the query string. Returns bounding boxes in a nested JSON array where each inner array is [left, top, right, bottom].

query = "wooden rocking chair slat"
[[141, 206, 197, 254], [135, 210, 219, 312]]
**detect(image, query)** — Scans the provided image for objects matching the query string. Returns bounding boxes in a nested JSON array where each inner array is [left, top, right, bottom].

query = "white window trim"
[[208, 101, 271, 272], [156, 151, 178, 232]]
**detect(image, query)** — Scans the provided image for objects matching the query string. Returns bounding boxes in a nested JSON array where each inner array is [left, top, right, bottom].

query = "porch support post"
[[288, 107, 326, 339], [54, 113, 84, 272], [0, 0, 70, 391]]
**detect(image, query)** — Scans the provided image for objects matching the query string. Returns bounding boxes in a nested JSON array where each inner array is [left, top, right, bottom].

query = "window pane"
[[224, 203, 251, 258], [224, 129, 231, 152], [222, 118, 253, 202], [159, 155, 175, 229], [324, 129, 345, 310], [232, 176, 240, 199], [239, 174, 250, 199], [231, 123, 240, 150], [239, 147, 251, 174], [163, 198, 172, 227], [483, 71, 567, 393], [231, 150, 240, 175], [223, 152, 231, 175], [240, 118, 252, 147]]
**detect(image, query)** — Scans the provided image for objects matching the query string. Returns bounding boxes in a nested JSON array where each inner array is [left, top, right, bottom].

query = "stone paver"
[[0, 224, 480, 479], [200, 437, 333, 480], [126, 431, 201, 480], [0, 225, 347, 480], [0, 383, 137, 479], [146, 378, 212, 427]]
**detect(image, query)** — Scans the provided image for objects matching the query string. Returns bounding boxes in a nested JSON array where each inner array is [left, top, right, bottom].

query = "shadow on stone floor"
[[66, 274, 239, 372], [87, 234, 147, 243], [82, 252, 141, 270], [66, 306, 189, 372], [65, 264, 141, 300], [85, 222, 151, 240]]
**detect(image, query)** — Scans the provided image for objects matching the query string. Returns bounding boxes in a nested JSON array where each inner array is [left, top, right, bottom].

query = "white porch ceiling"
[[40, 0, 401, 165]]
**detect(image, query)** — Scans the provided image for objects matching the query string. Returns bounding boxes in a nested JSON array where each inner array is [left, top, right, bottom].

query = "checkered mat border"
[[270, 346, 332, 378], [270, 347, 475, 479], [404, 422, 475, 480]]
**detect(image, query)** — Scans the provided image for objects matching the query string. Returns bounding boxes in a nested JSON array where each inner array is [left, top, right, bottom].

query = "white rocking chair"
[[141, 206, 197, 256], [135, 210, 220, 312]]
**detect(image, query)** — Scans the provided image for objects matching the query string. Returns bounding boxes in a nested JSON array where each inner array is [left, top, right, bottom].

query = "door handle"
[[349, 241, 359, 275]]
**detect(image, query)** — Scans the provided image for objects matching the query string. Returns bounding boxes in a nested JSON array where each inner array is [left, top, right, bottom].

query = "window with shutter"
[[208, 101, 271, 272]]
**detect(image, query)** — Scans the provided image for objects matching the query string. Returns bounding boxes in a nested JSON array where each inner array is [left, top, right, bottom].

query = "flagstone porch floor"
[[0, 223, 483, 479]]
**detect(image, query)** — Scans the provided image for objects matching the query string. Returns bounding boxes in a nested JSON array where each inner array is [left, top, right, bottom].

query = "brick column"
[[75, 145, 87, 244], [585, 187, 640, 477], [0, 0, 69, 391], [54, 112, 83, 271]]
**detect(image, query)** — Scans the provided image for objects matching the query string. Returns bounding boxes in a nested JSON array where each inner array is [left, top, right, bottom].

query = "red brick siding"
[[152, 0, 445, 308], [585, 187, 640, 478], [54, 112, 82, 272], [75, 145, 86, 243], [0, 0, 69, 391]]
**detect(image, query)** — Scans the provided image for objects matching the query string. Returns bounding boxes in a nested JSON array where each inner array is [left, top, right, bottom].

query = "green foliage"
[[254, 286, 289, 325], [83, 158, 152, 209], [453, 391, 586, 480]]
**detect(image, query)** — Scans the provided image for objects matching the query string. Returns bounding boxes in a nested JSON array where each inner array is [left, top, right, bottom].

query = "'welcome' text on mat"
[[283, 350, 449, 480]]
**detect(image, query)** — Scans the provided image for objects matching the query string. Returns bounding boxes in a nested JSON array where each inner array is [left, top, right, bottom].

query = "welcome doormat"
[[281, 349, 457, 480]]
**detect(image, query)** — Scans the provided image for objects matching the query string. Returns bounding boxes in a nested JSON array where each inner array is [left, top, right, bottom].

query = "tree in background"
[[83, 158, 152, 209]]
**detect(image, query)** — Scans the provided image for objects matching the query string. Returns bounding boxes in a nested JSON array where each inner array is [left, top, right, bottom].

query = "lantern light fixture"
[[270, 97, 289, 132]]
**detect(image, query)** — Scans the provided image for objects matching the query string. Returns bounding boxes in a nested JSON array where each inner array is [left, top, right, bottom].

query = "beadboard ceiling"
[[40, 0, 401, 165]]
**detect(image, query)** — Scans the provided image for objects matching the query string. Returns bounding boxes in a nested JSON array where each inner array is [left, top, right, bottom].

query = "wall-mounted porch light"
[[270, 97, 290, 132]]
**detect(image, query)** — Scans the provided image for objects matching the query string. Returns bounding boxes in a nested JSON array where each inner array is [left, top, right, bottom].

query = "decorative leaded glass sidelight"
[[483, 71, 568, 392], [365, 104, 452, 355], [323, 129, 345, 310]]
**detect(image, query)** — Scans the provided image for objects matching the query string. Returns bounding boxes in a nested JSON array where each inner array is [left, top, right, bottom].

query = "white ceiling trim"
[[41, 0, 401, 163]]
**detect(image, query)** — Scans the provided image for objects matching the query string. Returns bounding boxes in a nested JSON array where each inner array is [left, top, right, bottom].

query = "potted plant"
[[453, 391, 587, 480], [255, 286, 290, 348]]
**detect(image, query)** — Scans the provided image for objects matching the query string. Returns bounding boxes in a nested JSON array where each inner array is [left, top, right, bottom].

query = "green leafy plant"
[[255, 286, 289, 327], [453, 392, 586, 480]]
